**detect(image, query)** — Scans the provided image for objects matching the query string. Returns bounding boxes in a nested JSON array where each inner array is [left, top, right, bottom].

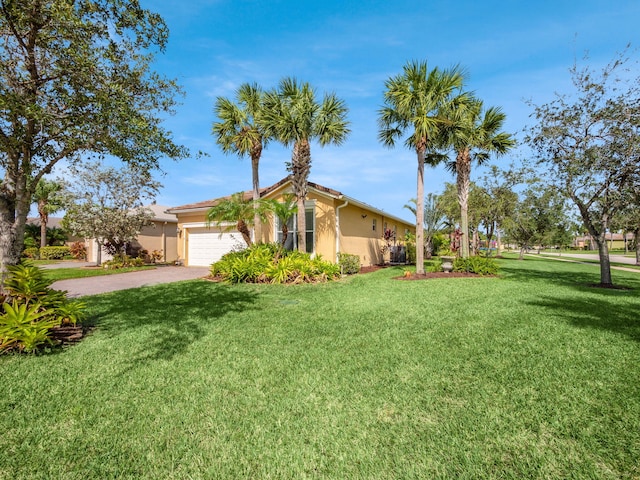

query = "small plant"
[[103, 255, 144, 269], [69, 241, 87, 260], [338, 253, 360, 275], [0, 301, 59, 353], [150, 250, 164, 263], [0, 262, 86, 354], [453, 256, 499, 276]]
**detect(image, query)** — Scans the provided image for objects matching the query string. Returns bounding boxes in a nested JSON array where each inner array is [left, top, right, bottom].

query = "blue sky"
[[140, 0, 639, 220]]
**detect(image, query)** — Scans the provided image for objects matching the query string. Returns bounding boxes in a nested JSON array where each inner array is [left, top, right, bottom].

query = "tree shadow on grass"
[[526, 294, 640, 343], [498, 257, 640, 291], [85, 280, 258, 364]]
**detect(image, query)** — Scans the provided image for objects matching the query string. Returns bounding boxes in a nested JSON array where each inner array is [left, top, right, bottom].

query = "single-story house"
[[166, 177, 416, 267], [573, 233, 635, 250], [85, 204, 179, 263]]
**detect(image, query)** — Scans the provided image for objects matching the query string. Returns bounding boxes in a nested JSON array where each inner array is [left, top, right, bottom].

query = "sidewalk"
[[51, 266, 210, 298], [525, 253, 640, 273]]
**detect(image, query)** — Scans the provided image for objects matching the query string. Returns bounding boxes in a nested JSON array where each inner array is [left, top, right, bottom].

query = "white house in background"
[[85, 204, 179, 263]]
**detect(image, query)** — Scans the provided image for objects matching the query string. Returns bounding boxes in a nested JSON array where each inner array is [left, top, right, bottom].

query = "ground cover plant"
[[211, 243, 340, 283], [0, 257, 638, 478], [0, 264, 85, 353]]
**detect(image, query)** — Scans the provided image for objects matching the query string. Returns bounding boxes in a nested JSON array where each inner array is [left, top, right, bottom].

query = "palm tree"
[[263, 78, 350, 253], [266, 194, 298, 249], [404, 193, 445, 259], [205, 192, 270, 247], [378, 61, 467, 274], [441, 99, 515, 257], [213, 83, 269, 241], [32, 179, 64, 249]]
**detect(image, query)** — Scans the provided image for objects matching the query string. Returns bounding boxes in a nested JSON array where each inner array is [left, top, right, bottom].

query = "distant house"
[[573, 233, 635, 250], [167, 177, 415, 267], [84, 205, 179, 263]]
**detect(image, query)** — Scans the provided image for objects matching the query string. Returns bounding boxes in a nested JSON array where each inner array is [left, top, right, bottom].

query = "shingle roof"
[[167, 177, 343, 213]]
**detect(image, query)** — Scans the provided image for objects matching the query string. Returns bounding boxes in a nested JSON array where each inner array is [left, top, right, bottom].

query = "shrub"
[[453, 256, 499, 276], [102, 255, 145, 269], [1, 262, 86, 354], [22, 247, 40, 259], [211, 243, 340, 284], [69, 241, 87, 260], [337, 253, 360, 275], [39, 246, 71, 260]]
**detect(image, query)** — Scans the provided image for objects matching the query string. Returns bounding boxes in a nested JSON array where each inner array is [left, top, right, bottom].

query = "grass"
[[1, 257, 639, 478], [42, 265, 155, 281]]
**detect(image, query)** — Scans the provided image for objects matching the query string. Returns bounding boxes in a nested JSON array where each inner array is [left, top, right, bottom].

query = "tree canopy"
[[526, 49, 640, 286], [0, 0, 186, 279], [63, 162, 160, 263]]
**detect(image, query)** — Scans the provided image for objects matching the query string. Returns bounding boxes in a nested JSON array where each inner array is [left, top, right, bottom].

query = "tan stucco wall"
[[86, 220, 178, 263], [337, 204, 413, 266], [132, 221, 178, 262]]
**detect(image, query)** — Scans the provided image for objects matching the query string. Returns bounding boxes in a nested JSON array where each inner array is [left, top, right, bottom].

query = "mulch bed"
[[394, 271, 484, 280], [359, 264, 487, 280], [49, 324, 93, 345]]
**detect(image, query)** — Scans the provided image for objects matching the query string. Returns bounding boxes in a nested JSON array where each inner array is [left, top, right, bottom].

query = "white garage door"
[[187, 228, 245, 266]]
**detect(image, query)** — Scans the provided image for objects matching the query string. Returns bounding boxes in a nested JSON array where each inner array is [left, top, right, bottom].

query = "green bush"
[[211, 243, 340, 284], [103, 255, 145, 269], [1, 262, 86, 354], [39, 246, 71, 260], [337, 253, 360, 275], [453, 256, 499, 276], [22, 247, 40, 259]]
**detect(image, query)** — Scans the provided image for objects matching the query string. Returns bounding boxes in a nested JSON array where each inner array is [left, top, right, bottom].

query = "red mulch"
[[394, 271, 483, 280], [359, 264, 488, 280]]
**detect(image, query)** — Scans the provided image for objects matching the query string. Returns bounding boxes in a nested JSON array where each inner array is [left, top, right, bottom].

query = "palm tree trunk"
[[251, 147, 262, 242], [415, 147, 425, 275], [456, 149, 471, 258], [39, 202, 48, 248], [290, 140, 311, 253], [237, 219, 252, 247]]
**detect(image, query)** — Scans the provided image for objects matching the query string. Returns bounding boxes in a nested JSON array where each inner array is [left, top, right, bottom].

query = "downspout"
[[162, 222, 167, 262], [335, 197, 349, 263], [182, 226, 187, 266]]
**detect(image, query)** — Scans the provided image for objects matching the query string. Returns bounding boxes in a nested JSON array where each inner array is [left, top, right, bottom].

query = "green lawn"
[[1, 257, 639, 479], [42, 265, 155, 282]]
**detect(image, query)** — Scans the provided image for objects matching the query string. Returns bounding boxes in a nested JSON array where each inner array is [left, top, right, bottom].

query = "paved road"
[[51, 266, 210, 298], [538, 252, 638, 265]]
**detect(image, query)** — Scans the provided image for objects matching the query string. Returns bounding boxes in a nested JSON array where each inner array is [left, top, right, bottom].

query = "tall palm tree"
[[441, 99, 515, 257], [205, 192, 270, 247], [378, 61, 467, 274], [32, 179, 64, 249], [263, 78, 350, 253], [213, 83, 269, 241]]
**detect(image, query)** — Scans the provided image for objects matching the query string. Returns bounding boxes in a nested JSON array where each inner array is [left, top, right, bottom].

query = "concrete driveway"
[[51, 266, 210, 298]]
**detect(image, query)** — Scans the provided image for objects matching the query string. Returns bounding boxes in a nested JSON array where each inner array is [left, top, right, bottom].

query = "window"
[[276, 215, 295, 251], [305, 207, 315, 254], [274, 205, 315, 253], [372, 218, 377, 231]]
